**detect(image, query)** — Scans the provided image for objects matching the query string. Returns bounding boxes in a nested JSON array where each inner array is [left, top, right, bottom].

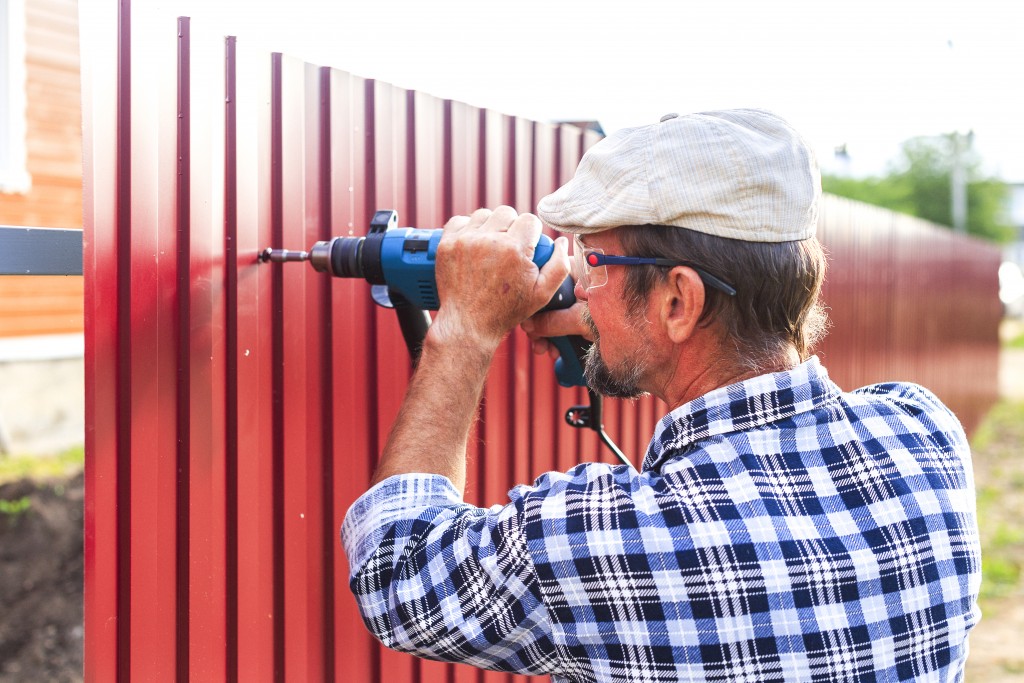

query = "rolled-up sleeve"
[[341, 474, 559, 675]]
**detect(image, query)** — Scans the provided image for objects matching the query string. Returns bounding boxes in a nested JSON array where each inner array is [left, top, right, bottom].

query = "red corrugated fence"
[[80, 3, 1002, 681]]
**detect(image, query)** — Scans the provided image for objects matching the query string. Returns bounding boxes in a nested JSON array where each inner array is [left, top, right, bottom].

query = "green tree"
[[823, 134, 1014, 243]]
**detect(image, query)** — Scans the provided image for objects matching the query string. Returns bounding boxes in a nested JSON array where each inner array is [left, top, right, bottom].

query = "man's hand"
[[520, 303, 595, 359], [430, 206, 570, 351], [370, 206, 569, 492]]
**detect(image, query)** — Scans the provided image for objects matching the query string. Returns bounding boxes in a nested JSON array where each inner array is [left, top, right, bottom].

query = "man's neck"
[[654, 338, 799, 411]]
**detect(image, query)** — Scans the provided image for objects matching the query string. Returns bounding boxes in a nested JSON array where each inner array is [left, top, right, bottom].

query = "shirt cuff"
[[341, 473, 466, 577]]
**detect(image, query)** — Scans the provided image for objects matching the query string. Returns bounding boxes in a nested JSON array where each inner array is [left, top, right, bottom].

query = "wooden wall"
[[0, 0, 83, 338]]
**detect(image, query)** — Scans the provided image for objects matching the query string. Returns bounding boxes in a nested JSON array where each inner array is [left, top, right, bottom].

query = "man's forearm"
[[369, 331, 498, 494]]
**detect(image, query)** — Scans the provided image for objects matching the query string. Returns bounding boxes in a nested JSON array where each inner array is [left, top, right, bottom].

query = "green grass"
[[0, 444, 84, 484], [0, 495, 31, 516], [972, 400, 1024, 605], [1002, 319, 1024, 348]]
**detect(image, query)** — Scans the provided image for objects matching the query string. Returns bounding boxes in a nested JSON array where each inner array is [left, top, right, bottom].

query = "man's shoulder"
[[845, 380, 967, 445]]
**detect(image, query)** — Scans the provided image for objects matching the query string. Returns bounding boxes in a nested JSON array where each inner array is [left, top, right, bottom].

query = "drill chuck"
[[308, 237, 361, 278]]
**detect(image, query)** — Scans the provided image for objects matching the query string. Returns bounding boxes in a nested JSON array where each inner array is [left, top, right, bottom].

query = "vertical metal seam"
[[175, 17, 192, 681], [269, 52, 286, 683], [505, 117, 516, 207], [551, 127, 564, 467], [405, 89, 417, 222], [505, 117, 518, 490], [115, 1, 132, 679], [442, 100, 452, 221], [476, 108, 489, 502], [527, 120, 539, 481], [223, 34, 239, 683], [362, 77, 382, 681], [477, 110, 487, 209], [441, 105, 457, 683], [318, 65, 336, 683], [404, 86, 424, 683]]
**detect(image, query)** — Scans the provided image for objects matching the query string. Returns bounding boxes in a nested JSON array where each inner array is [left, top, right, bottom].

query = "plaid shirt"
[[342, 357, 981, 682]]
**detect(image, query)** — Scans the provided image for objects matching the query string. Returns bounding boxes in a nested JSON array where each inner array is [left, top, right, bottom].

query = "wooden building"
[[0, 0, 83, 338]]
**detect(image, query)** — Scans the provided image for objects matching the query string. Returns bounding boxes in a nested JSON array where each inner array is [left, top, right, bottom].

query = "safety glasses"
[[573, 236, 737, 296]]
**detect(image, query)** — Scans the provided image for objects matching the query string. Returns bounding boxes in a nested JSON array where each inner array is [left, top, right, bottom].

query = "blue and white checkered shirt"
[[342, 357, 981, 682]]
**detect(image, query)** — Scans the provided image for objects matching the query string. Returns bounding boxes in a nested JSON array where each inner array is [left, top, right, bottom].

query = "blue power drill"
[[260, 209, 589, 388]]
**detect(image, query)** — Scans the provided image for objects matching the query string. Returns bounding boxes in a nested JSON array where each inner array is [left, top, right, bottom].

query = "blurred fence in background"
[[80, 3, 1002, 681], [818, 194, 1001, 434]]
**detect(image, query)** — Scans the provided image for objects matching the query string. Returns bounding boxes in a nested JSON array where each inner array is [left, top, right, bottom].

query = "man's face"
[[574, 229, 654, 399]]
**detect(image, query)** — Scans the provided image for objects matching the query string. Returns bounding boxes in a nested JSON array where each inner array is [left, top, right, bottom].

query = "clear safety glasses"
[[573, 236, 737, 296]]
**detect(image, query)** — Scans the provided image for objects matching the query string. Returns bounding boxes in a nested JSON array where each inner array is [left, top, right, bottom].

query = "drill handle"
[[535, 274, 589, 387], [549, 335, 589, 388], [391, 291, 432, 366], [538, 275, 576, 314]]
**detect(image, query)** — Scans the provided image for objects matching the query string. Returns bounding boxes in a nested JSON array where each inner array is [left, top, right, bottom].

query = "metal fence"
[[80, 3, 1002, 681]]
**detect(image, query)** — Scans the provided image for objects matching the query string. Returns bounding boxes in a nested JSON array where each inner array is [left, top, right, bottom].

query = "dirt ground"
[[0, 343, 1021, 681], [0, 472, 83, 682]]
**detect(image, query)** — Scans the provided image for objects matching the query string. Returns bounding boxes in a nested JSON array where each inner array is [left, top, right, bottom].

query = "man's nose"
[[574, 280, 589, 301]]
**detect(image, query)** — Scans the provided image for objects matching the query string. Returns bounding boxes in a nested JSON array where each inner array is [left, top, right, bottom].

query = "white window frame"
[[0, 0, 30, 194]]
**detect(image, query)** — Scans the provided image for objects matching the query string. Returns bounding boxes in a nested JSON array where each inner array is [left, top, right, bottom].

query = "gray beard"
[[581, 308, 650, 399]]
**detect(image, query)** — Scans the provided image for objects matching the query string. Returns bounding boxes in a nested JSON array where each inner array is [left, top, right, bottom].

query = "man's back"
[[344, 357, 981, 682]]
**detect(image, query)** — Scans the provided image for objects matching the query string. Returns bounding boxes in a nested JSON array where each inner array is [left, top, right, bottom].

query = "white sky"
[[175, 0, 1024, 181]]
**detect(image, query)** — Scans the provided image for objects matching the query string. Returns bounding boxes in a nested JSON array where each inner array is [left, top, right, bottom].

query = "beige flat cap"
[[537, 109, 820, 242]]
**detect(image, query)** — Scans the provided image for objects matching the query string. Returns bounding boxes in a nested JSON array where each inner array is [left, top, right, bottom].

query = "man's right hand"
[[520, 302, 595, 359]]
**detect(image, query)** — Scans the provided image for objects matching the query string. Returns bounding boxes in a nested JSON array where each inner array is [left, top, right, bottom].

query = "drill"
[[260, 209, 589, 388]]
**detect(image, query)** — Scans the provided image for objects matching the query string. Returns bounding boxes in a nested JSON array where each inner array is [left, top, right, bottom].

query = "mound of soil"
[[0, 471, 83, 682]]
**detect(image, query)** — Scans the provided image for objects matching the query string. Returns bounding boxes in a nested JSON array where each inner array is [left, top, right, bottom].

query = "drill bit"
[[260, 248, 309, 263]]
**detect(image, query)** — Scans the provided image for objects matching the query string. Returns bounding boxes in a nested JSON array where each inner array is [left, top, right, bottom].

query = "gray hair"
[[618, 224, 829, 373]]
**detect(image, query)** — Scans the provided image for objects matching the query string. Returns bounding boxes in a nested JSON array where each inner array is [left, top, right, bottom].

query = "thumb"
[[523, 304, 593, 341], [533, 236, 571, 306]]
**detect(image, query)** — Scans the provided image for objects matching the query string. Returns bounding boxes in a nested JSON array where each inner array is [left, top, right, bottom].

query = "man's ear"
[[660, 266, 705, 344]]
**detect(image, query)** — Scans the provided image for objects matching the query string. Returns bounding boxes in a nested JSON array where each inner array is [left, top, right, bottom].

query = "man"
[[341, 109, 981, 681]]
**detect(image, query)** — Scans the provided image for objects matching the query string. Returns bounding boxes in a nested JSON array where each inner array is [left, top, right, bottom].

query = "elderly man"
[[341, 109, 981, 682]]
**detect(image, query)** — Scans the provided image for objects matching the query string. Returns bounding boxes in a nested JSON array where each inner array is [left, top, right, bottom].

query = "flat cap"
[[537, 108, 820, 242]]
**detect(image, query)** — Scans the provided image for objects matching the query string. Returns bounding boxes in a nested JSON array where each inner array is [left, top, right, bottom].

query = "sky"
[[174, 0, 1024, 181]]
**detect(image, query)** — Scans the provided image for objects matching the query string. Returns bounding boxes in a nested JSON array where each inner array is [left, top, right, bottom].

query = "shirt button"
[[659, 113, 679, 122]]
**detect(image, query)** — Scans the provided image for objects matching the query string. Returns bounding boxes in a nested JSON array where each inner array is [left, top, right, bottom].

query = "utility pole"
[[951, 131, 969, 234], [946, 39, 970, 235], [946, 132, 970, 236]]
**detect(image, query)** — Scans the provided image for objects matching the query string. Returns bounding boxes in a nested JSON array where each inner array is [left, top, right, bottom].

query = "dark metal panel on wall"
[[81, 3, 1001, 682]]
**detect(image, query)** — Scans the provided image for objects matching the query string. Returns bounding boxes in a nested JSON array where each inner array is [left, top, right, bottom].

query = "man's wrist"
[[425, 312, 505, 359]]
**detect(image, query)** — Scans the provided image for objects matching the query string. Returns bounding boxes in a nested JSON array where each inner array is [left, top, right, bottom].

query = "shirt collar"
[[642, 356, 841, 472]]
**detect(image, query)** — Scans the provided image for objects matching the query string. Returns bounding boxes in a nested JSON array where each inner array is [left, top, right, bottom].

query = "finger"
[[461, 208, 493, 232], [530, 338, 551, 356], [524, 303, 591, 340], [506, 212, 543, 255], [479, 205, 519, 232], [443, 214, 471, 234]]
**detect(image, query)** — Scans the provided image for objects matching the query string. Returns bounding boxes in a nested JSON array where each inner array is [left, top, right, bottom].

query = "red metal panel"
[[231, 32, 278, 681], [528, 123, 562, 484], [367, 78, 420, 683], [480, 109, 517, 683], [80, 0, 120, 679], [182, 16, 230, 680], [511, 116, 538, 496], [127, 7, 180, 679], [447, 100, 485, 520], [326, 66, 380, 683], [81, 4, 1002, 682]]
